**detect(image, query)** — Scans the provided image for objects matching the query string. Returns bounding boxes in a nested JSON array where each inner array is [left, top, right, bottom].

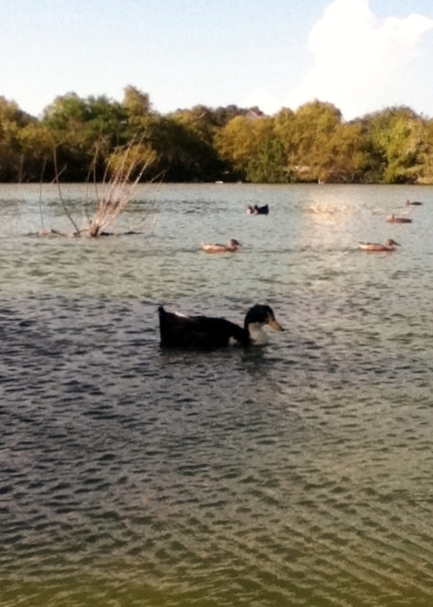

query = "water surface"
[[1, 183, 433, 606]]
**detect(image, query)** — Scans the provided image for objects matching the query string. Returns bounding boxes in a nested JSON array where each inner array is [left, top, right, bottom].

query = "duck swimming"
[[201, 238, 241, 253], [386, 214, 412, 224], [158, 304, 284, 348], [246, 204, 269, 215], [406, 200, 422, 206], [359, 238, 400, 252]]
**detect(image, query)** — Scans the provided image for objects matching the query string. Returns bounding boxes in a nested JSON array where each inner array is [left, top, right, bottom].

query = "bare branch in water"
[[38, 158, 68, 233], [87, 141, 154, 237], [53, 146, 81, 235], [36, 138, 157, 238], [38, 158, 47, 232]]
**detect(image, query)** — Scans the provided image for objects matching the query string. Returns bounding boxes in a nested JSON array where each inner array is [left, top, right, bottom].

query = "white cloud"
[[242, 88, 281, 115], [286, 0, 433, 119]]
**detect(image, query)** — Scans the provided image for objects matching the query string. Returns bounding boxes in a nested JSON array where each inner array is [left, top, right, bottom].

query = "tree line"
[[1, 85, 433, 184]]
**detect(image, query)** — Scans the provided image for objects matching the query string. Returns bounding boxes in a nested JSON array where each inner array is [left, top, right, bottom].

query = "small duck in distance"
[[406, 200, 423, 206], [158, 304, 284, 348], [201, 238, 241, 253], [386, 214, 412, 224], [359, 238, 400, 252], [246, 204, 269, 215]]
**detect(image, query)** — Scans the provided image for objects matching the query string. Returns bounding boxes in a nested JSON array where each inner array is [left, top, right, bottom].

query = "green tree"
[[364, 106, 425, 183], [416, 118, 433, 184], [272, 102, 344, 182], [214, 113, 276, 181], [291, 101, 342, 181], [273, 108, 297, 181], [17, 122, 54, 181], [122, 85, 151, 119], [42, 92, 125, 180], [0, 97, 34, 181], [314, 121, 371, 183]]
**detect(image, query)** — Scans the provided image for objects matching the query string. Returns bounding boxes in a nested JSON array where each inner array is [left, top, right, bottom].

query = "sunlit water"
[[1, 183, 433, 607]]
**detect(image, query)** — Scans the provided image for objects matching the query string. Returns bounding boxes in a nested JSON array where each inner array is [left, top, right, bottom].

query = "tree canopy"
[[1, 87, 433, 184]]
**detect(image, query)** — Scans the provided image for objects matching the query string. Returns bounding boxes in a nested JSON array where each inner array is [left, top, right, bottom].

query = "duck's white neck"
[[248, 322, 268, 345]]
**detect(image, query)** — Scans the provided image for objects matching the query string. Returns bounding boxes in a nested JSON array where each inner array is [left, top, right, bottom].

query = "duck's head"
[[229, 238, 241, 248], [244, 304, 284, 344], [386, 238, 400, 247]]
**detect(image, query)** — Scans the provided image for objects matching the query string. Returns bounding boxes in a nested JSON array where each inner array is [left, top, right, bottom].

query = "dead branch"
[[35, 139, 157, 239], [53, 146, 81, 235]]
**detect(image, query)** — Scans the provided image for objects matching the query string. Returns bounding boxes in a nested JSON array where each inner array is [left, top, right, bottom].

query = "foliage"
[[0, 97, 36, 181], [1, 87, 433, 184], [214, 114, 277, 181], [363, 107, 426, 184]]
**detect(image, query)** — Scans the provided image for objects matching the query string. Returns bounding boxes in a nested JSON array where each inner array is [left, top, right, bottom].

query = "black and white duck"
[[246, 204, 269, 215], [158, 304, 283, 348]]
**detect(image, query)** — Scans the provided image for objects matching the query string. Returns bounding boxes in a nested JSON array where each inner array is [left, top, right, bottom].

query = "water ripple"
[[1, 184, 433, 606]]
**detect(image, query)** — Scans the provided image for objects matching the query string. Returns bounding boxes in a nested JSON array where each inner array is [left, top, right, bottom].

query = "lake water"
[[1, 183, 433, 607]]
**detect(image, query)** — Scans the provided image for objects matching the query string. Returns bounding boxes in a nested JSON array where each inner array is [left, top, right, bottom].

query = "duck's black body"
[[255, 204, 269, 215], [158, 304, 283, 348]]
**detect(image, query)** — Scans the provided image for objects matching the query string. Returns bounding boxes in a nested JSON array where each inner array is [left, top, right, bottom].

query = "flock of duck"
[[159, 202, 283, 348], [358, 199, 421, 251], [158, 198, 423, 348], [198, 205, 269, 254]]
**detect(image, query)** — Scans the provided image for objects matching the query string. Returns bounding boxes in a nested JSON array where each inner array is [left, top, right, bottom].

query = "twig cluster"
[[38, 140, 156, 238], [87, 144, 150, 237]]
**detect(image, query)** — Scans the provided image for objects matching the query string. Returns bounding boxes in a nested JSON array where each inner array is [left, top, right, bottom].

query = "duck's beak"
[[268, 317, 284, 331]]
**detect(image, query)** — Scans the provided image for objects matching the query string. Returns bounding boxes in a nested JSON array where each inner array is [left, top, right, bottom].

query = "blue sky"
[[1, 0, 433, 120]]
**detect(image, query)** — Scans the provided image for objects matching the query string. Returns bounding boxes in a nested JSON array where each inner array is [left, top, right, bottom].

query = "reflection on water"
[[1, 183, 433, 607]]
